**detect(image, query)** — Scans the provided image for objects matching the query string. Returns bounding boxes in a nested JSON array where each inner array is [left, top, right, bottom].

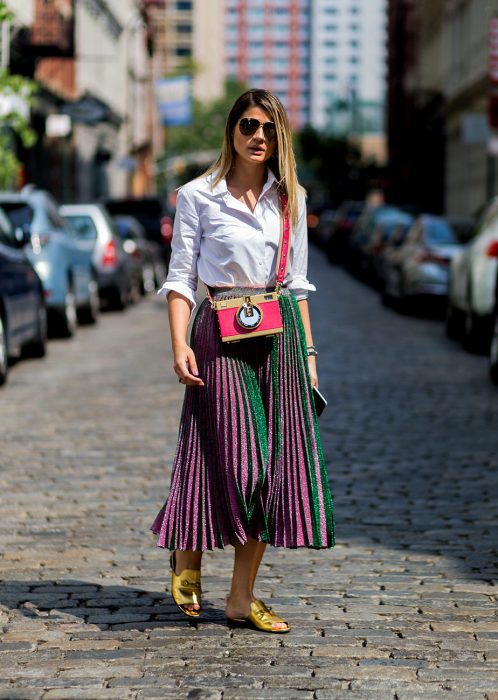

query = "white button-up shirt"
[[158, 169, 316, 310]]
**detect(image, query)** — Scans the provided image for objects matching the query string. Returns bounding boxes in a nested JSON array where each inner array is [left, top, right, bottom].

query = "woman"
[[152, 89, 335, 633]]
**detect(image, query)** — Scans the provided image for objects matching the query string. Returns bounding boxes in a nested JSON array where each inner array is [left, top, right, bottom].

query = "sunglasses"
[[238, 118, 277, 141]]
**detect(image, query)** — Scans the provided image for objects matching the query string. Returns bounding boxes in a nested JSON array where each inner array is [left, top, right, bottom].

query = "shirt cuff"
[[288, 278, 316, 300], [157, 281, 197, 314]]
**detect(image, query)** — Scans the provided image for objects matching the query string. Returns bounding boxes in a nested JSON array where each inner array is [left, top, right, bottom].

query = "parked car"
[[367, 210, 414, 288], [0, 188, 97, 337], [386, 215, 462, 311], [347, 205, 410, 282], [0, 206, 46, 385], [101, 197, 171, 283], [446, 199, 498, 351], [307, 204, 336, 248], [326, 200, 364, 264], [379, 221, 413, 306], [112, 215, 161, 295], [489, 284, 498, 385], [60, 203, 133, 311]]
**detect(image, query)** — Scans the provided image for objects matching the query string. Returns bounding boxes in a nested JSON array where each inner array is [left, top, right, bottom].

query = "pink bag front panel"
[[217, 299, 282, 340]]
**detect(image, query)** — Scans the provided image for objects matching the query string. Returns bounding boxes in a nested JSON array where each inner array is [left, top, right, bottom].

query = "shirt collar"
[[209, 168, 277, 200]]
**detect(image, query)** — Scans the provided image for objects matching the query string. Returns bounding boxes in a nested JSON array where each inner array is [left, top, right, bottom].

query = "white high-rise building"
[[310, 0, 387, 141]]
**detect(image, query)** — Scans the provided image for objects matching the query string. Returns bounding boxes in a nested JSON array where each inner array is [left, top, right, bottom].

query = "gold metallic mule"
[[169, 552, 202, 618], [228, 599, 290, 633]]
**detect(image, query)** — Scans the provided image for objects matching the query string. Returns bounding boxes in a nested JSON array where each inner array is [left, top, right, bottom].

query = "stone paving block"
[[43, 690, 135, 699]]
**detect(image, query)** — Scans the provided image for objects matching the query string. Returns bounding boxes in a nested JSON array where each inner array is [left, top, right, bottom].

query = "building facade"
[[389, 0, 498, 216], [224, 0, 312, 128], [310, 0, 387, 139], [6, 0, 164, 201]]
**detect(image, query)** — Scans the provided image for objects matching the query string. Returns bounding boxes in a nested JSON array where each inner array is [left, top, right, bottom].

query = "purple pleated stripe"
[[151, 293, 335, 551]]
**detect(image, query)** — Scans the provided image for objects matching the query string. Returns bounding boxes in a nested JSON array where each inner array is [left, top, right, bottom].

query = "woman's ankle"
[[173, 550, 202, 573]]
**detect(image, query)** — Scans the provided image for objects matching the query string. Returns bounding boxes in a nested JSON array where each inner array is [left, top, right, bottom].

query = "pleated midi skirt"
[[151, 288, 335, 551]]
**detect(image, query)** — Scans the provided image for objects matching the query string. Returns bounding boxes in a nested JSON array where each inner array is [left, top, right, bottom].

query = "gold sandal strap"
[[251, 600, 287, 626]]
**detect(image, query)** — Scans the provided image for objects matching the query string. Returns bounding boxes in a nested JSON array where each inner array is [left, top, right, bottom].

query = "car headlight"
[[34, 260, 51, 281]]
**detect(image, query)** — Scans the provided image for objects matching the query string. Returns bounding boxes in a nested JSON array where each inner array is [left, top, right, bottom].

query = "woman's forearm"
[[167, 292, 192, 348], [298, 298, 318, 388], [167, 291, 204, 386], [297, 298, 314, 347]]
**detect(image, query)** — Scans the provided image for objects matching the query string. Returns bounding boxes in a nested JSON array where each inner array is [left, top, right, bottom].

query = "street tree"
[[0, 1, 37, 189]]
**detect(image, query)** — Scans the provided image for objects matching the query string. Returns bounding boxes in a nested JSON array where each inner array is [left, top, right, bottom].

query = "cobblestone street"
[[0, 246, 497, 700]]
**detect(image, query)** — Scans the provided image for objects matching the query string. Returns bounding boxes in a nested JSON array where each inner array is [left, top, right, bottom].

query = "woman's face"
[[232, 106, 277, 168]]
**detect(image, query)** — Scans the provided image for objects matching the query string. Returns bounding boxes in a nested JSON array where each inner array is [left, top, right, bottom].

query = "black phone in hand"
[[312, 386, 327, 416]]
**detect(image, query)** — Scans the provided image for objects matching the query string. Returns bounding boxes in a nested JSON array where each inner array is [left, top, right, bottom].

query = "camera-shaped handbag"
[[211, 194, 290, 343]]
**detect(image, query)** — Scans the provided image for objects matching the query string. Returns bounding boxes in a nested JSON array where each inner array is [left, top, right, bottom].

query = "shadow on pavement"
[[0, 580, 227, 630]]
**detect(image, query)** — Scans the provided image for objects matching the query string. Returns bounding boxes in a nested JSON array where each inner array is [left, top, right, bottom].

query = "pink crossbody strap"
[[275, 193, 290, 292]]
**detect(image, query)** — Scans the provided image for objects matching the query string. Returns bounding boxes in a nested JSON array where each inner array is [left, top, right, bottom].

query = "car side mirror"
[[14, 226, 31, 247]]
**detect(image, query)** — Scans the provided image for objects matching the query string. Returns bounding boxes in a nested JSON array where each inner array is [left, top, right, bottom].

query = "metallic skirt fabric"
[[151, 289, 335, 551]]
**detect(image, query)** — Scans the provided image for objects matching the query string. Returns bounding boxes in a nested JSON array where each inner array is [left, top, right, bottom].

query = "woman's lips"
[[249, 147, 264, 155]]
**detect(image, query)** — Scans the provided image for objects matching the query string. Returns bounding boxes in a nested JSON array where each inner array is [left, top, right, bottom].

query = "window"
[[350, 39, 360, 48], [176, 23, 192, 34], [63, 215, 98, 241], [324, 7, 338, 14], [350, 23, 359, 32], [325, 24, 338, 31], [350, 56, 359, 64], [324, 73, 337, 81], [176, 47, 191, 56], [324, 40, 337, 47], [350, 5, 360, 14], [176, 1, 192, 10]]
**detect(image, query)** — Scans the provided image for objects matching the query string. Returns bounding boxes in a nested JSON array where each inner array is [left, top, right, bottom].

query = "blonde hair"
[[203, 89, 303, 228]]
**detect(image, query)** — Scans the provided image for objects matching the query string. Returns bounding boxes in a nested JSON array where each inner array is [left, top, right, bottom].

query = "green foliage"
[[0, 1, 13, 22], [296, 125, 382, 204], [0, 17, 38, 189], [164, 79, 246, 157], [0, 0, 38, 187]]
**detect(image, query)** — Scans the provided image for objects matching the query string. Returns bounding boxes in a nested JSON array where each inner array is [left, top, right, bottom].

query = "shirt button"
[[258, 261, 263, 266]]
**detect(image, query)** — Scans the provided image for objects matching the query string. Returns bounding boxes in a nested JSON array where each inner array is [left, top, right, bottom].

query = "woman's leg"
[[173, 550, 203, 613], [225, 538, 288, 631]]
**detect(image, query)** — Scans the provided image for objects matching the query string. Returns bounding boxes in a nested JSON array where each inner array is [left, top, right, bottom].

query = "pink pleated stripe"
[[151, 292, 335, 551]]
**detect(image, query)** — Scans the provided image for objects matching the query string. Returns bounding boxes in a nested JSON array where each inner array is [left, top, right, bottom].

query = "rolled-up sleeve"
[[157, 187, 201, 311], [287, 191, 317, 300]]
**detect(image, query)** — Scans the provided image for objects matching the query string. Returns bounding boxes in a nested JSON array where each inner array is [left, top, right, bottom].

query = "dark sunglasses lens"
[[263, 123, 277, 140], [239, 118, 276, 140], [239, 118, 258, 136]]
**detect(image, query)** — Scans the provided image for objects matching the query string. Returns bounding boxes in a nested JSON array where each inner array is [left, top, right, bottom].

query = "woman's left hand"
[[308, 356, 318, 388]]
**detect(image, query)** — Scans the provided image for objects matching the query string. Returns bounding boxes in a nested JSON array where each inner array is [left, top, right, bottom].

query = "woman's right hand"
[[173, 343, 205, 386]]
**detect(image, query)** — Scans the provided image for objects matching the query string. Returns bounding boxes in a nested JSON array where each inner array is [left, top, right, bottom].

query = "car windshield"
[[62, 215, 98, 240], [425, 220, 457, 245], [0, 202, 34, 229]]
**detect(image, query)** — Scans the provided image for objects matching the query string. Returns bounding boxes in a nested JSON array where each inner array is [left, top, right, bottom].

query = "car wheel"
[[54, 285, 78, 338], [445, 301, 464, 340], [23, 298, 47, 359], [489, 310, 498, 385], [0, 313, 8, 386], [78, 278, 100, 325], [463, 308, 490, 354], [108, 283, 128, 311]]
